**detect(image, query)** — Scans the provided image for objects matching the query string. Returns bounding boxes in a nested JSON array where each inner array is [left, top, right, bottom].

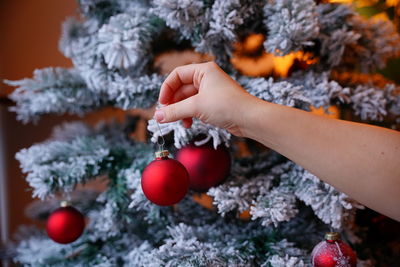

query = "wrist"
[[239, 96, 279, 148], [236, 95, 265, 138]]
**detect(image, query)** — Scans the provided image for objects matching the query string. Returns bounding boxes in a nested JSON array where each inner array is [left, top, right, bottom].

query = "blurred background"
[[1, 0, 400, 266], [0, 0, 79, 247]]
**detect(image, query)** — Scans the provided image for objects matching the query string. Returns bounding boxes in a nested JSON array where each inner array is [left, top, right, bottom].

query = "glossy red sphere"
[[176, 144, 231, 191], [46, 206, 85, 244], [141, 157, 189, 206], [311, 239, 357, 267]]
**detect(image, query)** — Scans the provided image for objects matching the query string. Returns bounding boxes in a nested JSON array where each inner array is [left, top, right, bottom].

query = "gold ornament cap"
[[325, 232, 340, 242], [155, 150, 169, 159], [60, 200, 70, 207]]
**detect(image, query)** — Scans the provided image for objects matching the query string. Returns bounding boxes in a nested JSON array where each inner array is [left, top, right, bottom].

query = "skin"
[[154, 61, 400, 221]]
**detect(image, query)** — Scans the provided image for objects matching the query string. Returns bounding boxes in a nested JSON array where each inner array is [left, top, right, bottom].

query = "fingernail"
[[154, 110, 165, 122]]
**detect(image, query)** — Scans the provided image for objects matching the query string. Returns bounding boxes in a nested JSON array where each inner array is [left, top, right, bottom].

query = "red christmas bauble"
[[141, 150, 189, 206], [311, 232, 357, 267], [176, 143, 231, 191], [46, 205, 85, 244]]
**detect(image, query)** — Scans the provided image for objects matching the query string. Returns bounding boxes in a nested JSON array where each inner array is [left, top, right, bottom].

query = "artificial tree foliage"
[[4, 0, 400, 266]]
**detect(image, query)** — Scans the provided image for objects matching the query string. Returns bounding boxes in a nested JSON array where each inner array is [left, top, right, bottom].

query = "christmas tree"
[[4, 0, 400, 266]]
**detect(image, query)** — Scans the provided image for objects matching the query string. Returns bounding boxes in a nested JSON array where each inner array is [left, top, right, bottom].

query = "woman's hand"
[[154, 61, 260, 137]]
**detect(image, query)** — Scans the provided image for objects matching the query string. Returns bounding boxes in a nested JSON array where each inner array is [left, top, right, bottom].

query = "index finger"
[[159, 63, 204, 105]]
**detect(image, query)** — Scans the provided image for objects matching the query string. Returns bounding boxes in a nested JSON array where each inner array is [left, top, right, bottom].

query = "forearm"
[[243, 98, 400, 221]]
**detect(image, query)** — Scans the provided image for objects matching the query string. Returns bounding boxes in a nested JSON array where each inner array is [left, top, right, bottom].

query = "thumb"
[[154, 96, 197, 123]]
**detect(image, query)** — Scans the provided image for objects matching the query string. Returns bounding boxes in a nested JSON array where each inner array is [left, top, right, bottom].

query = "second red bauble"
[[46, 205, 85, 244], [176, 143, 231, 191], [311, 232, 357, 267], [141, 151, 189, 206]]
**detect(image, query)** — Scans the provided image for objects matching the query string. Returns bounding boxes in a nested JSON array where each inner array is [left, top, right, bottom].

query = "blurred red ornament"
[[311, 232, 357, 267], [46, 203, 85, 244], [176, 143, 231, 191], [141, 150, 189, 206]]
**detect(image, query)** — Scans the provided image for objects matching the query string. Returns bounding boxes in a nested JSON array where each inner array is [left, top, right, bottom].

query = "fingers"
[[156, 62, 218, 126], [154, 96, 198, 123], [171, 85, 196, 128], [171, 84, 198, 104], [159, 62, 209, 104]]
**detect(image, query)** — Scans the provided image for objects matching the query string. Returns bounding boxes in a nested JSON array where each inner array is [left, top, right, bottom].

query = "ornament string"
[[155, 102, 166, 152], [156, 121, 165, 151], [66, 192, 71, 202], [328, 228, 345, 258], [329, 229, 344, 257], [334, 241, 344, 256], [60, 191, 72, 207]]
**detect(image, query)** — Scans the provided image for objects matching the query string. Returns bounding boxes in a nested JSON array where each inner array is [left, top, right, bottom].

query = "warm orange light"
[[329, 0, 354, 3], [192, 193, 215, 210], [232, 33, 318, 78], [238, 209, 251, 220], [354, 0, 379, 7], [371, 12, 390, 21], [310, 105, 340, 119], [272, 53, 297, 77], [241, 34, 265, 54], [386, 0, 400, 6], [231, 53, 275, 76], [329, 0, 399, 6], [273, 51, 318, 77]]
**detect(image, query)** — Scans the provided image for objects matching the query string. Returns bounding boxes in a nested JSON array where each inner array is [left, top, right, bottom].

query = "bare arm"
[[243, 99, 400, 221], [155, 62, 400, 221]]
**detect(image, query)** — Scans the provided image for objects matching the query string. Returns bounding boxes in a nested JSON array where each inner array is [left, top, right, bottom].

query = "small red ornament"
[[46, 202, 85, 244], [176, 143, 231, 191], [311, 232, 357, 267], [141, 150, 189, 206]]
